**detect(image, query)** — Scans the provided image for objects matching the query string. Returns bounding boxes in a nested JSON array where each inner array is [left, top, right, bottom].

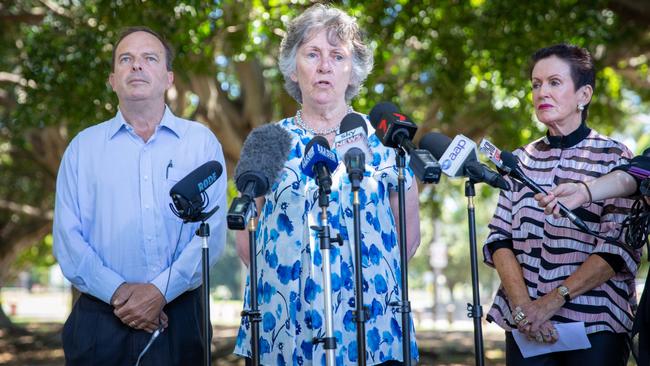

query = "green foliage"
[[2, 0, 650, 299]]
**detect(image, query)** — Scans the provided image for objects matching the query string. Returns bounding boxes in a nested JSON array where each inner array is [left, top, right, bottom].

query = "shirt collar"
[[108, 105, 182, 139], [543, 122, 591, 149]]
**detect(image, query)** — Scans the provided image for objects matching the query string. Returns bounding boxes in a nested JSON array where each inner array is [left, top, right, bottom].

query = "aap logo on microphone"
[[441, 159, 452, 170]]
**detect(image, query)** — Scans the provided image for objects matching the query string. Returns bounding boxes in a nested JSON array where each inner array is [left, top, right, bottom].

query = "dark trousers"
[[505, 330, 629, 366], [62, 287, 209, 366]]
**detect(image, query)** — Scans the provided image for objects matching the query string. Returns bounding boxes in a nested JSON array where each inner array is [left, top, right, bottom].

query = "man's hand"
[[112, 283, 167, 333]]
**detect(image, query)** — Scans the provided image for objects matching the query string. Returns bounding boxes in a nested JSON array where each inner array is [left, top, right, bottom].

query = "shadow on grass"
[[0, 323, 508, 365]]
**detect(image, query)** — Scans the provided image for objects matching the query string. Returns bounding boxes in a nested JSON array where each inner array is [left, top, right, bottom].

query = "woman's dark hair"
[[531, 44, 594, 123]]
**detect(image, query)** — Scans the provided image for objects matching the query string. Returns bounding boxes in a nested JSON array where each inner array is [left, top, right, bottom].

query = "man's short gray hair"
[[278, 4, 373, 103]]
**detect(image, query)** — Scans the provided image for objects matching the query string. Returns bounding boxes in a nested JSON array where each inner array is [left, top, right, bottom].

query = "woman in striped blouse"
[[483, 44, 642, 366], [535, 153, 649, 366]]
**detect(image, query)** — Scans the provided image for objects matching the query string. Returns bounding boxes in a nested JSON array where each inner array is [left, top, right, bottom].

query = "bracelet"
[[577, 181, 592, 205]]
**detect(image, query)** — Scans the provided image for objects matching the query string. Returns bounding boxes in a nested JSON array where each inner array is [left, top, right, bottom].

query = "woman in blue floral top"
[[234, 4, 421, 365]]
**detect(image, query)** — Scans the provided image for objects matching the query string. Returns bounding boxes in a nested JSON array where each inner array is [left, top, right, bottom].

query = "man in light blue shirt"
[[53, 26, 227, 365]]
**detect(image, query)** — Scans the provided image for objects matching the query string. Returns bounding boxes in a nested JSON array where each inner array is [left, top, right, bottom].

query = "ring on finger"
[[535, 333, 543, 342], [514, 311, 526, 323]]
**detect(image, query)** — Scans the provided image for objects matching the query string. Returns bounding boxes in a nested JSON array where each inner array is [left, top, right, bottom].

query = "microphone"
[[419, 132, 510, 190], [478, 138, 511, 175], [169, 160, 223, 223], [369, 102, 441, 184], [227, 124, 293, 230], [344, 147, 365, 190], [500, 150, 592, 233], [334, 113, 371, 161], [301, 136, 338, 194]]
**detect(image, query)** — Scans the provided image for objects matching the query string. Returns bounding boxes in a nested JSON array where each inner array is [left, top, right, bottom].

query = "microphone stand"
[[465, 180, 485, 366], [239, 202, 262, 366], [312, 183, 342, 366], [197, 221, 212, 366], [185, 205, 220, 366], [391, 149, 412, 366], [351, 173, 367, 365]]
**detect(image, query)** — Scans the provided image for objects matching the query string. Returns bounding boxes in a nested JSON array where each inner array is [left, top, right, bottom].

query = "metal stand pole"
[[312, 187, 342, 366], [240, 205, 261, 366], [352, 189, 367, 365], [197, 222, 212, 366], [465, 180, 485, 366], [391, 150, 412, 366]]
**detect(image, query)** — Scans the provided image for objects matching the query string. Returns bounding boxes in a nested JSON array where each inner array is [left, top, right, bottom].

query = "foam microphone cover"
[[368, 101, 399, 129], [235, 123, 293, 197], [170, 160, 223, 200], [500, 151, 520, 172], [419, 132, 453, 160], [339, 113, 368, 135]]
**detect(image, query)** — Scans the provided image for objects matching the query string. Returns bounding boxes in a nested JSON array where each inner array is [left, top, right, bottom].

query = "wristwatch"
[[557, 285, 571, 302]]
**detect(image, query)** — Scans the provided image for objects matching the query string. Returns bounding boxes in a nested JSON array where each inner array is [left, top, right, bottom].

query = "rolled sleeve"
[[483, 186, 514, 267], [593, 195, 641, 280]]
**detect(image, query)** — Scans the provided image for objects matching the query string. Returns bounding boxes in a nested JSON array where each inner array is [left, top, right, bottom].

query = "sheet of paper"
[[512, 322, 591, 358]]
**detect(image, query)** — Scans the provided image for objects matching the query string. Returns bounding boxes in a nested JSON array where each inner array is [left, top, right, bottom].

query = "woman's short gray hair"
[[278, 4, 374, 103]]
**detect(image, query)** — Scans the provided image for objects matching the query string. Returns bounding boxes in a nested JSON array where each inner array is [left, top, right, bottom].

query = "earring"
[[577, 103, 584, 112]]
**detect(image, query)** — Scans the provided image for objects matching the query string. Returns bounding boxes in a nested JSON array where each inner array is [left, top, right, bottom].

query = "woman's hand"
[[534, 182, 589, 217], [537, 320, 559, 343], [513, 292, 563, 342]]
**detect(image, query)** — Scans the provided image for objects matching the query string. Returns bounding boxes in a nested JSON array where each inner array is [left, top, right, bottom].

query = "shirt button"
[[144, 175, 149, 180], [145, 204, 150, 209]]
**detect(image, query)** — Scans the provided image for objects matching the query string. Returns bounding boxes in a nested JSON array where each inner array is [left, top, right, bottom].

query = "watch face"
[[558, 286, 570, 300]]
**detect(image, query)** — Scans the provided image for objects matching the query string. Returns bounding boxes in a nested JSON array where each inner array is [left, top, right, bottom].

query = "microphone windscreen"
[[339, 113, 368, 135], [419, 132, 452, 160], [170, 160, 223, 200], [301, 136, 338, 178], [500, 150, 519, 171], [235, 123, 293, 195], [305, 135, 330, 152], [368, 101, 399, 128]]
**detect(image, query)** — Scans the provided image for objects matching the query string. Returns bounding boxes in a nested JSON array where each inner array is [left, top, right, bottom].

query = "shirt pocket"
[[161, 166, 190, 219]]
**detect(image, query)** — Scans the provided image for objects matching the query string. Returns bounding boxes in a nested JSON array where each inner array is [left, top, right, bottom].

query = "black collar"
[[544, 122, 591, 149]]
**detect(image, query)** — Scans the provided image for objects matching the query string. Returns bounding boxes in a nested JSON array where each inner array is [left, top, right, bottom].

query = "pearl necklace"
[[294, 106, 354, 136]]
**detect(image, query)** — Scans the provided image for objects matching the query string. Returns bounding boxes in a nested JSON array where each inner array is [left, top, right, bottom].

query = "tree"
[[1, 0, 649, 330]]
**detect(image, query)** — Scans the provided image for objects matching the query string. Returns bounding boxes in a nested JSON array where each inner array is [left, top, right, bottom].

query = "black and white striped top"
[[483, 123, 642, 334]]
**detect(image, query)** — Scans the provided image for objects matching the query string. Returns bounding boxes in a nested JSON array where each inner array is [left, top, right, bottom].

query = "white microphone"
[[420, 132, 510, 190], [478, 138, 511, 174], [334, 113, 371, 161], [438, 134, 479, 177]]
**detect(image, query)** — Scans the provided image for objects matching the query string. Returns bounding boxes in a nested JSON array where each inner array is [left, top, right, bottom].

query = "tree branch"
[[0, 200, 53, 220], [38, 0, 71, 18]]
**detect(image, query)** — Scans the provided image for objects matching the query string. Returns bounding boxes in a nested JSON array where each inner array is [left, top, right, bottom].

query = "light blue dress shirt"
[[53, 106, 227, 304]]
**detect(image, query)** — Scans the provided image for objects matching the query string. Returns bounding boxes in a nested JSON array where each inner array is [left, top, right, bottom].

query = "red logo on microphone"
[[378, 119, 387, 133], [393, 113, 407, 121]]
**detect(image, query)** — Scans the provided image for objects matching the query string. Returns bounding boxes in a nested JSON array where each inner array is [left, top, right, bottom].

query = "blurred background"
[[1, 0, 649, 364]]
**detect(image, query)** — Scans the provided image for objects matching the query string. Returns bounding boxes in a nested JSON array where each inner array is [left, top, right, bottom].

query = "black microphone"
[[369, 102, 441, 184], [227, 124, 293, 230], [300, 136, 338, 194], [500, 150, 592, 233], [345, 147, 365, 190], [169, 160, 223, 222], [419, 132, 510, 190]]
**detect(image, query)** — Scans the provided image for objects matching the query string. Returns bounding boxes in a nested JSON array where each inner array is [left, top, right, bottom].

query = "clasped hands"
[[512, 294, 562, 344], [111, 283, 168, 333]]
